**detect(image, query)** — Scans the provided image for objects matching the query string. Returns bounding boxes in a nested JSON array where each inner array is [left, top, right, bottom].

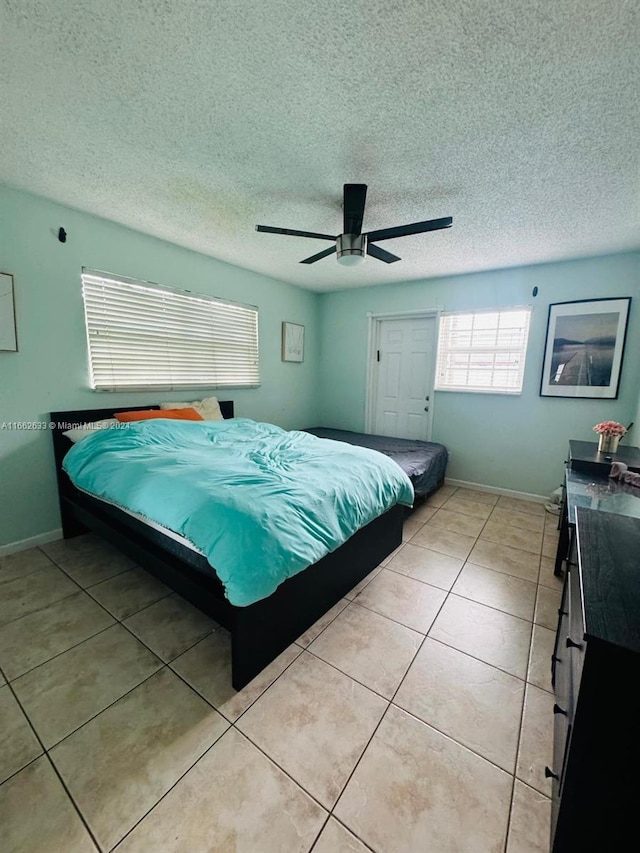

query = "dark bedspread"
[[304, 428, 448, 498]]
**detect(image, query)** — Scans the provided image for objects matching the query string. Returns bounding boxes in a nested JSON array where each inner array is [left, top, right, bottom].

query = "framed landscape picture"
[[540, 297, 631, 398]]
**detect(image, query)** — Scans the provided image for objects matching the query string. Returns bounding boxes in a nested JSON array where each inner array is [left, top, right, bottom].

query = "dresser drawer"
[[552, 577, 570, 700], [566, 565, 585, 702], [549, 574, 572, 816]]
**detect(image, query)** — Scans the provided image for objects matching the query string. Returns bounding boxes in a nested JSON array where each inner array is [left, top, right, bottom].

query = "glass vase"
[[597, 433, 620, 454]]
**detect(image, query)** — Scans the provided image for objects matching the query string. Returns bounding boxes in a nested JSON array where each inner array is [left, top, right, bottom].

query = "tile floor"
[[0, 486, 563, 852]]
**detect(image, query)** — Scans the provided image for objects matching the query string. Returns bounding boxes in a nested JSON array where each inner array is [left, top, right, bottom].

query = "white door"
[[372, 315, 437, 439]]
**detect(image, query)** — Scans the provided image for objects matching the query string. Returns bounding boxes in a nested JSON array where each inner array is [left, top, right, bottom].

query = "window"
[[435, 307, 531, 394], [82, 270, 259, 391]]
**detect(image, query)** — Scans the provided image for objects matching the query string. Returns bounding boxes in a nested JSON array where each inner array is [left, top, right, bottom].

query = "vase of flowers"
[[593, 420, 627, 454]]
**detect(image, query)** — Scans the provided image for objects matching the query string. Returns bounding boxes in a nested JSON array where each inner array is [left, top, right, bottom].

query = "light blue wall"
[[0, 186, 320, 547], [628, 388, 640, 447], [319, 253, 640, 497]]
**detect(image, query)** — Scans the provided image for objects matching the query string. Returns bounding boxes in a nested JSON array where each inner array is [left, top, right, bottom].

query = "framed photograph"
[[540, 297, 631, 398], [282, 321, 304, 362], [0, 272, 18, 352]]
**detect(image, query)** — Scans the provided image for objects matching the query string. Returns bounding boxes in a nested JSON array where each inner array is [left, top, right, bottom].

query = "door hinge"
[[376, 350, 380, 362]]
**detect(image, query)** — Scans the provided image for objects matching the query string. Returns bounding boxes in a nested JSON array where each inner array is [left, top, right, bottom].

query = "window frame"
[[434, 306, 532, 395], [81, 269, 260, 392]]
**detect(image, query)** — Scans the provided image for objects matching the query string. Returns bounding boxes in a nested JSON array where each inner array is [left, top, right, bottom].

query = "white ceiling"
[[1, 1, 639, 292]]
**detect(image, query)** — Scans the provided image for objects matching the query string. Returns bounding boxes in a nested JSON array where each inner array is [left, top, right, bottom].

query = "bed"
[[50, 403, 408, 689], [304, 427, 448, 499]]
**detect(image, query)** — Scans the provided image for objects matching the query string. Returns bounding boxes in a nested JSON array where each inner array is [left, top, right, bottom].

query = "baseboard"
[[445, 478, 547, 504], [0, 528, 63, 557]]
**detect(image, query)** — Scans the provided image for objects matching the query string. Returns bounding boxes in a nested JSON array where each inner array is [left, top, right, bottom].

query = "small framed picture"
[[540, 297, 631, 398], [282, 321, 304, 362], [0, 272, 18, 352]]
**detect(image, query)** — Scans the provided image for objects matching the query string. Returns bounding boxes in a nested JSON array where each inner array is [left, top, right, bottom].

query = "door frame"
[[365, 309, 441, 438]]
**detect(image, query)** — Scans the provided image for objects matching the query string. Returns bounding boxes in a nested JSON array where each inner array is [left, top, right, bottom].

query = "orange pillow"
[[114, 407, 204, 422]]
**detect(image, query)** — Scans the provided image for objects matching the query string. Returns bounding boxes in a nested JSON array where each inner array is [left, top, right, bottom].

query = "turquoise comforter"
[[63, 418, 414, 606]]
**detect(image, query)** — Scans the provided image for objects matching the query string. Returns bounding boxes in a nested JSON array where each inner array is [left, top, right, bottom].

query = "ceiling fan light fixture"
[[336, 233, 366, 266], [337, 252, 366, 266]]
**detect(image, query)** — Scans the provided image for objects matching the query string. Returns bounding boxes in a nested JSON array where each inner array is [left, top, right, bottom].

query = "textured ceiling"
[[1, 0, 639, 292]]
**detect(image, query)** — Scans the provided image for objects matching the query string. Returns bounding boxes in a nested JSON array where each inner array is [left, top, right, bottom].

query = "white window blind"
[[435, 307, 531, 394], [81, 271, 260, 391]]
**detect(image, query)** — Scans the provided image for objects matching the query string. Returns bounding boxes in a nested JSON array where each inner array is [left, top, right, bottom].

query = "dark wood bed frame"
[[50, 402, 404, 689]]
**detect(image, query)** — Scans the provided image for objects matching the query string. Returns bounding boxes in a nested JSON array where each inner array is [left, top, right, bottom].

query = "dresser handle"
[[553, 703, 568, 716], [558, 608, 568, 616], [551, 654, 561, 663], [545, 766, 559, 780], [566, 637, 583, 650]]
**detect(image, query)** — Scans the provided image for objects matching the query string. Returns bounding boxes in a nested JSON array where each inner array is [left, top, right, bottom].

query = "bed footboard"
[[230, 504, 404, 689]]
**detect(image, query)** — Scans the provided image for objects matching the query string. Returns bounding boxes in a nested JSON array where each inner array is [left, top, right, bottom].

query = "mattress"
[[304, 428, 448, 497], [120, 504, 204, 554]]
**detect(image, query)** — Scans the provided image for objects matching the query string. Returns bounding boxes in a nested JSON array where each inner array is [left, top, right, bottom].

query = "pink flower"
[[593, 420, 627, 436]]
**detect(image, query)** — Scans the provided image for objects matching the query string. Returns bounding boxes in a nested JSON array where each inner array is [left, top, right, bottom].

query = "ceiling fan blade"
[[366, 216, 453, 243], [367, 243, 401, 264], [256, 225, 336, 241], [343, 184, 367, 235], [300, 246, 337, 264]]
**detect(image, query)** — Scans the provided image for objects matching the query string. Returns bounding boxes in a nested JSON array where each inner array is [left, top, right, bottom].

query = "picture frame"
[[540, 297, 631, 398], [281, 321, 304, 363], [0, 271, 18, 352]]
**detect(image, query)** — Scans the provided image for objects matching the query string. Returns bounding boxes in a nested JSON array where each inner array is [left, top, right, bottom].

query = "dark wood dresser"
[[554, 441, 640, 576], [549, 507, 640, 852]]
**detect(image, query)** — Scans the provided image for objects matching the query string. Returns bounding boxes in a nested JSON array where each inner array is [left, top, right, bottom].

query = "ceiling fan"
[[256, 184, 452, 266]]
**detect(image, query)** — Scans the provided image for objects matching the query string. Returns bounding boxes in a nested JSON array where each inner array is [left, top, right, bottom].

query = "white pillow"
[[63, 418, 120, 443], [159, 396, 223, 421]]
